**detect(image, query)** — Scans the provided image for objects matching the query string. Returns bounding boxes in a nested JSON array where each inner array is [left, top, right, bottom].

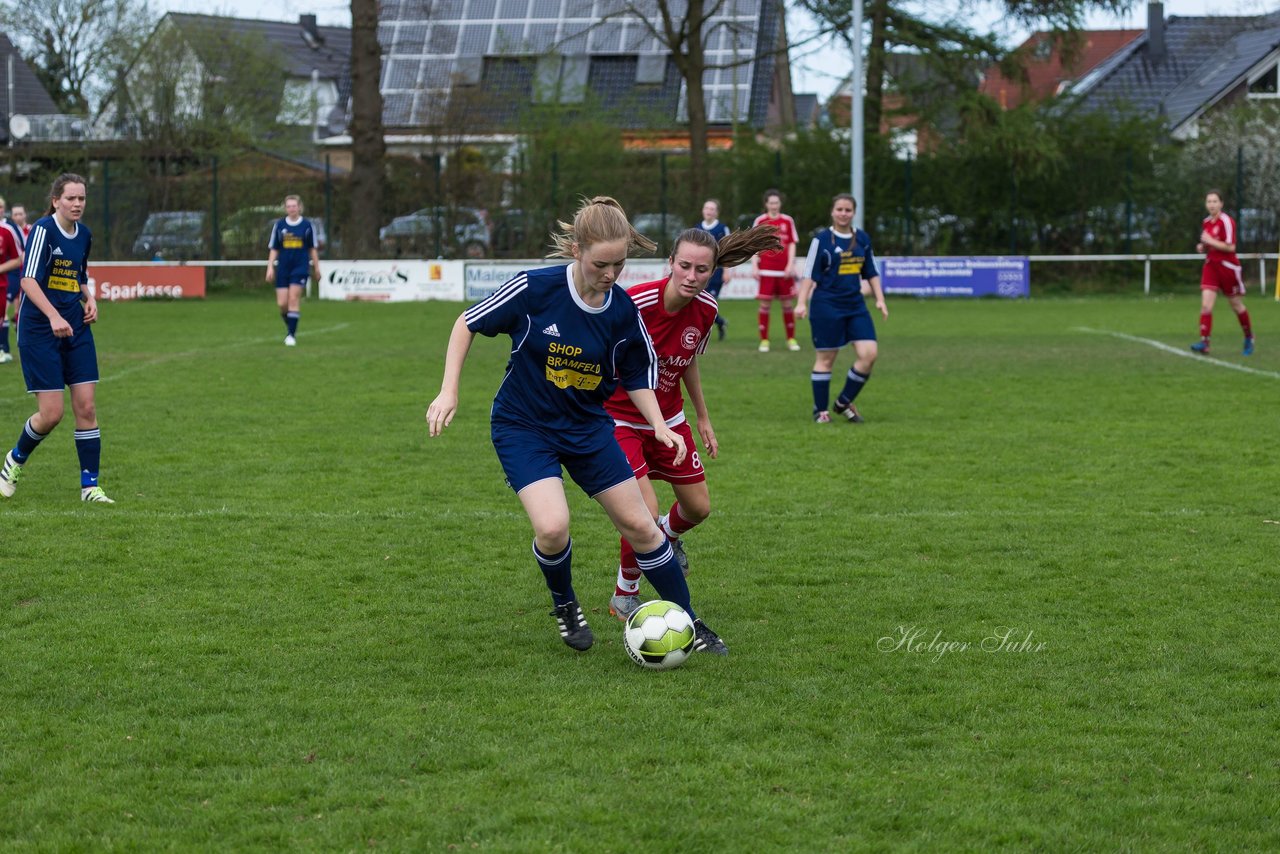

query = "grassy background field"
[[1, 292, 1277, 850]]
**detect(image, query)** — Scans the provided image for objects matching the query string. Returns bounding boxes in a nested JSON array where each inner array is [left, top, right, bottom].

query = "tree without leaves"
[[0, 0, 152, 115], [348, 0, 386, 257]]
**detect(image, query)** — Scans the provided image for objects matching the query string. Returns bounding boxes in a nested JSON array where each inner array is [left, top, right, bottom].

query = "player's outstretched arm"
[[794, 277, 815, 320], [682, 359, 717, 459], [426, 313, 476, 437], [626, 388, 686, 466]]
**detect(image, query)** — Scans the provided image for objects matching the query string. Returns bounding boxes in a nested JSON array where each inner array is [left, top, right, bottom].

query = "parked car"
[[379, 206, 490, 258], [221, 206, 328, 259], [632, 212, 686, 255], [132, 211, 208, 260]]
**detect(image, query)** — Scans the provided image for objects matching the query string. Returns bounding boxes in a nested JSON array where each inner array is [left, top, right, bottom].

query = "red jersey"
[[1203, 213, 1239, 266], [605, 279, 718, 425], [752, 213, 798, 275], [0, 223, 18, 266]]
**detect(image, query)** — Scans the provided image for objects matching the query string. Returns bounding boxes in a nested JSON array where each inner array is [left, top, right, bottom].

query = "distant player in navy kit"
[[794, 194, 888, 423], [0, 174, 113, 503], [426, 196, 729, 655], [266, 195, 320, 346], [0, 196, 25, 364], [696, 199, 731, 340]]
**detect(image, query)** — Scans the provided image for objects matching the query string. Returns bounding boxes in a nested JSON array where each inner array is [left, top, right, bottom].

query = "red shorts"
[[613, 420, 706, 484], [756, 274, 795, 299], [1201, 261, 1245, 296]]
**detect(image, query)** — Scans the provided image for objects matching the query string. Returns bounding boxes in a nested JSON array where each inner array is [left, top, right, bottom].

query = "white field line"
[[0, 323, 351, 404], [1074, 327, 1280, 380]]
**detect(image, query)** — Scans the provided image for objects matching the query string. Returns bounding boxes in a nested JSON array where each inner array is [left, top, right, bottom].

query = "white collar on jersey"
[[831, 228, 854, 238], [702, 219, 720, 229], [285, 216, 303, 226], [565, 263, 611, 313], [54, 218, 79, 239]]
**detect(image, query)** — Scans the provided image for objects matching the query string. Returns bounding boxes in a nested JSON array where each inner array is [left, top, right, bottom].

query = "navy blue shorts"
[[810, 298, 876, 351], [276, 267, 309, 288], [17, 306, 99, 392], [492, 417, 636, 497], [6, 273, 19, 303]]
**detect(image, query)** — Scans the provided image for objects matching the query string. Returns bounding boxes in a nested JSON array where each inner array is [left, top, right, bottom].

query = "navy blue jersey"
[[268, 217, 315, 271], [464, 264, 658, 442], [803, 228, 878, 311], [696, 219, 730, 292], [22, 215, 91, 311]]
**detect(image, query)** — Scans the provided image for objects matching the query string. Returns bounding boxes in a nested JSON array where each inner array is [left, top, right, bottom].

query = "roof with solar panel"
[[376, 0, 786, 131]]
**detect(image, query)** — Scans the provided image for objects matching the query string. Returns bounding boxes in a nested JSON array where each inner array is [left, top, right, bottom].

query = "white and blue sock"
[[811, 370, 832, 414], [12, 418, 48, 463], [74, 427, 101, 488], [836, 368, 870, 408], [286, 311, 300, 337], [534, 538, 576, 607], [635, 541, 695, 619]]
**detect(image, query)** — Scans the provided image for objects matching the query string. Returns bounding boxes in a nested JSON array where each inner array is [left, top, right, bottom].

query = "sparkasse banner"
[[87, 265, 207, 301]]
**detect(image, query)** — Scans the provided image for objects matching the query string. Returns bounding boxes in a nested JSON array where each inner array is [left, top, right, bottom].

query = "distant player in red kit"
[[605, 224, 780, 625], [1191, 189, 1254, 356], [751, 189, 799, 352]]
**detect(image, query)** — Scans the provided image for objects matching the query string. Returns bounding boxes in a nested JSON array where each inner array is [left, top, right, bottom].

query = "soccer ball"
[[623, 600, 695, 670]]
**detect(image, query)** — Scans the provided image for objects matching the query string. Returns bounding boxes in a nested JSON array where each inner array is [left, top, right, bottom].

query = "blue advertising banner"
[[881, 257, 1030, 298]]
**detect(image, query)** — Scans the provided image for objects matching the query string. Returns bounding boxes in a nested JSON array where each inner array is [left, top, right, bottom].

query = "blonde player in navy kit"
[[266, 195, 320, 346], [0, 174, 113, 503], [426, 196, 729, 655]]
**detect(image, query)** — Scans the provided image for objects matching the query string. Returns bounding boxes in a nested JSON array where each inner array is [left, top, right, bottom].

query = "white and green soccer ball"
[[623, 600, 695, 670]]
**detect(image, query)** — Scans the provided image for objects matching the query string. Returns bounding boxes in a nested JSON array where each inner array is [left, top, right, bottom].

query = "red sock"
[[1199, 311, 1213, 340], [660, 502, 699, 538], [615, 536, 642, 597], [783, 309, 796, 339], [1237, 309, 1252, 338], [758, 306, 770, 341]]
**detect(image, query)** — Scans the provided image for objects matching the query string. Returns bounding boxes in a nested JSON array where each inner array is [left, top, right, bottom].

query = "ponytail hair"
[[547, 196, 657, 258], [670, 224, 781, 269], [45, 173, 87, 216]]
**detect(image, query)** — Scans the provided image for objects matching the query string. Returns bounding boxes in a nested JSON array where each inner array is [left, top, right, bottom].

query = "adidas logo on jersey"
[[52, 247, 65, 256], [542, 323, 561, 337]]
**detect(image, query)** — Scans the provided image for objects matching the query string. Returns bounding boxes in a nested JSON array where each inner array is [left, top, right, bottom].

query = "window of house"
[[1248, 64, 1278, 98]]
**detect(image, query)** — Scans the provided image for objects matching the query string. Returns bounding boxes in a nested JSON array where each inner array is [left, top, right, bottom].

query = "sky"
[[152, 0, 1276, 99]]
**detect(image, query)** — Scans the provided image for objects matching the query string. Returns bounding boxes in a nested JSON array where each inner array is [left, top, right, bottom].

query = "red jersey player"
[[1191, 189, 1254, 356], [604, 224, 781, 625], [0, 202, 22, 365], [751, 189, 800, 352]]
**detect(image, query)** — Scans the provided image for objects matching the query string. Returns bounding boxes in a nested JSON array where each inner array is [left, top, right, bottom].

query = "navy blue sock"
[[836, 368, 870, 407], [286, 312, 300, 336], [74, 427, 101, 488], [635, 540, 696, 620], [534, 539, 576, 607], [1, 316, 9, 352], [811, 370, 831, 414], [13, 418, 48, 463]]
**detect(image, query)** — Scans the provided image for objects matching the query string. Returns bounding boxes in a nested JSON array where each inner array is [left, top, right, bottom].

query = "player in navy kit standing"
[[794, 194, 888, 423], [266, 195, 320, 346], [0, 174, 113, 503], [696, 199, 731, 340], [426, 196, 729, 655]]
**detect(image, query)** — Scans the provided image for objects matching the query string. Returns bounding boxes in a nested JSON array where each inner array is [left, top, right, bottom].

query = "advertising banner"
[[87, 265, 207, 301], [880, 257, 1030, 298], [463, 260, 670, 300], [319, 260, 465, 301]]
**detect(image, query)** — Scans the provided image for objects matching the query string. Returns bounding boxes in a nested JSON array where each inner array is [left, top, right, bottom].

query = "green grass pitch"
[[1, 293, 1277, 850]]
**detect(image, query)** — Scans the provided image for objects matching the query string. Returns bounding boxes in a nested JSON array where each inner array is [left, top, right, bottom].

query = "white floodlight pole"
[[851, 0, 864, 229]]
